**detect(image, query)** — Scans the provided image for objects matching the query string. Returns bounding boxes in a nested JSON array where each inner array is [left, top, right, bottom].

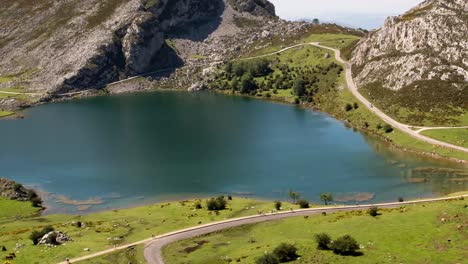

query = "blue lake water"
[[0, 92, 466, 213]]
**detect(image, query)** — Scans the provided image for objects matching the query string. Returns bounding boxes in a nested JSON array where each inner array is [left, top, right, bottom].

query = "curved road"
[[58, 195, 467, 264], [308, 42, 468, 153]]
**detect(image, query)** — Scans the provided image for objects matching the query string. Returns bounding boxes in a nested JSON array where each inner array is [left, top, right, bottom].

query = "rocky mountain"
[[351, 0, 467, 124], [0, 0, 277, 94]]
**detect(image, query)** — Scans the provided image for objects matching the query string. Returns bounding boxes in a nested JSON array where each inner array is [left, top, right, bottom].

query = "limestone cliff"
[[350, 0, 467, 122], [0, 0, 275, 94]]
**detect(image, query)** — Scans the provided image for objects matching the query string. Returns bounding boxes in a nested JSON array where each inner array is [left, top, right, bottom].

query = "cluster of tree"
[[314, 233, 361, 255], [211, 59, 343, 103], [256, 243, 299, 264], [225, 59, 272, 78], [206, 196, 228, 211], [287, 191, 334, 206], [12, 182, 42, 207], [29, 226, 55, 245], [376, 123, 394, 133]]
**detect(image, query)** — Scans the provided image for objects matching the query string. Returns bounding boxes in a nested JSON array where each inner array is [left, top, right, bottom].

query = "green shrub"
[[314, 233, 332, 250], [256, 253, 279, 264], [331, 235, 360, 255], [294, 98, 300, 104], [273, 243, 299, 262], [29, 231, 43, 245], [383, 124, 393, 133], [13, 183, 23, 192], [298, 199, 310, 208], [274, 201, 282, 210], [46, 232, 58, 245], [368, 206, 379, 217], [206, 196, 227, 211], [31, 197, 42, 207], [345, 103, 353, 111]]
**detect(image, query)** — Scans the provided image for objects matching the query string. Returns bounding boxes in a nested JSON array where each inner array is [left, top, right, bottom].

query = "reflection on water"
[[364, 135, 468, 196]]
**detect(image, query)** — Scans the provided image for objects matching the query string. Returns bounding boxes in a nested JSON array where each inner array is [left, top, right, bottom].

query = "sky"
[[269, 0, 425, 29]]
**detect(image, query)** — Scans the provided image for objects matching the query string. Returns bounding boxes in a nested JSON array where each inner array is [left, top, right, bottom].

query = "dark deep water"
[[0, 92, 466, 213]]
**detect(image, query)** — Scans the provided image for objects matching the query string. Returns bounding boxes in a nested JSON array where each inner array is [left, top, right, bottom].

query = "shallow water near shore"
[[0, 91, 466, 214]]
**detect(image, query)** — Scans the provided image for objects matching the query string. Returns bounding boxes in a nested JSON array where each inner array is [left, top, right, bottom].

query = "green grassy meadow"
[[0, 197, 297, 264], [163, 199, 467, 264], [422, 129, 468, 148]]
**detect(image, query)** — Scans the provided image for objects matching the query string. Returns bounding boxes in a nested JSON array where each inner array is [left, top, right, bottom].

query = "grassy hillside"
[[0, 198, 40, 221], [163, 198, 467, 263], [0, 197, 298, 264]]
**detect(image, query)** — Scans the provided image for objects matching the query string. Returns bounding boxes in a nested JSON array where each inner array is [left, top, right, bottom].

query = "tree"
[[345, 103, 353, 112], [225, 62, 233, 75], [273, 243, 299, 262], [233, 63, 245, 77], [29, 231, 43, 245], [368, 206, 379, 217], [312, 18, 320, 24], [314, 233, 332, 250], [293, 78, 306, 96], [31, 196, 42, 207], [274, 201, 282, 210], [206, 196, 227, 211], [320, 193, 333, 205], [13, 183, 23, 192], [383, 124, 393, 133], [288, 190, 300, 204], [331, 235, 360, 255], [298, 199, 309, 208], [194, 201, 202, 209], [240, 73, 257, 94], [256, 253, 279, 264]]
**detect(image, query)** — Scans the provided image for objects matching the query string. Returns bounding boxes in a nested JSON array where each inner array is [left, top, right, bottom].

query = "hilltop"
[[351, 0, 467, 126]]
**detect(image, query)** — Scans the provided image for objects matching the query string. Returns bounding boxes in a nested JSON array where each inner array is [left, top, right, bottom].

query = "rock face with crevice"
[[351, 0, 467, 102], [0, 0, 275, 94]]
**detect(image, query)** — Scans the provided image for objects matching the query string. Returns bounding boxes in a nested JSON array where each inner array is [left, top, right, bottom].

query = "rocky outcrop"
[[0, 0, 228, 94], [351, 0, 467, 95], [38, 231, 72, 246], [0, 178, 37, 201], [228, 0, 276, 17]]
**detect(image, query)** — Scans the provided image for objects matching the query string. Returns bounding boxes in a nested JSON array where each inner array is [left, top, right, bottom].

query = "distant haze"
[[269, 0, 425, 29]]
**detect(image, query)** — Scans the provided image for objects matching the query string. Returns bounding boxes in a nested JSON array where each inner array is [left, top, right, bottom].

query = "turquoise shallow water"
[[0, 92, 466, 213]]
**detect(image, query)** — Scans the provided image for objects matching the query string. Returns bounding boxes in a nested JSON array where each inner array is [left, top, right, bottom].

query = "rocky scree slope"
[[0, 0, 263, 94], [351, 0, 467, 123]]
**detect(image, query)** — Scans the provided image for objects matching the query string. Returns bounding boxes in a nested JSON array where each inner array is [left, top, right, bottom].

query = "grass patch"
[[0, 111, 15, 118], [421, 129, 468, 148], [0, 198, 40, 221], [80, 245, 146, 264], [163, 199, 467, 263], [0, 197, 298, 264]]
